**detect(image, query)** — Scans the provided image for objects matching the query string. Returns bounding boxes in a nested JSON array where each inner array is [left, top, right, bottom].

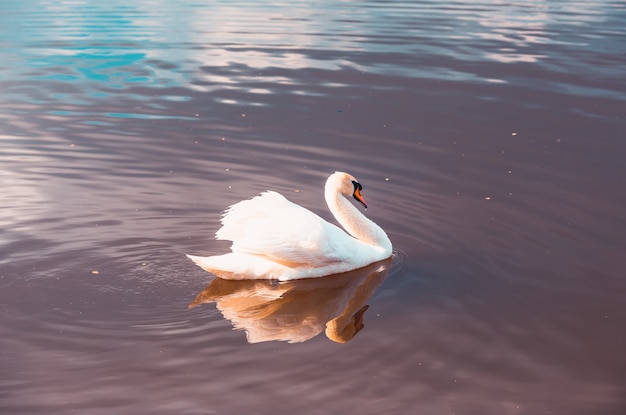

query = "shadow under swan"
[[189, 258, 391, 344]]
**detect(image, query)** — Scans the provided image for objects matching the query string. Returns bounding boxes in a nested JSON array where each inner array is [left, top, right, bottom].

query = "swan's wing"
[[216, 191, 352, 267]]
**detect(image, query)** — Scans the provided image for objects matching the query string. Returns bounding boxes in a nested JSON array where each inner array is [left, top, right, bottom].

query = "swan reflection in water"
[[189, 258, 391, 344]]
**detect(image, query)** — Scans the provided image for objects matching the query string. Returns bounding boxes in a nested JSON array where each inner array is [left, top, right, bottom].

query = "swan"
[[186, 171, 392, 281]]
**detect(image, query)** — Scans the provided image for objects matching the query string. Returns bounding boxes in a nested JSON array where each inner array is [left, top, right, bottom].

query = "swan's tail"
[[186, 253, 288, 280], [186, 254, 238, 279]]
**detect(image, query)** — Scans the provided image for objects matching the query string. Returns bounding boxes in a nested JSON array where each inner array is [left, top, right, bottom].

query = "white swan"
[[186, 171, 392, 281]]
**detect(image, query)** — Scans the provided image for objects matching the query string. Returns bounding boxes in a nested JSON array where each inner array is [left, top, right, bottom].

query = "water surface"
[[1, 1, 625, 414]]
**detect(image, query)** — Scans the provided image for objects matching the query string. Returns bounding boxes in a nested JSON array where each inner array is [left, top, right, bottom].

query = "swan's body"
[[187, 171, 392, 281]]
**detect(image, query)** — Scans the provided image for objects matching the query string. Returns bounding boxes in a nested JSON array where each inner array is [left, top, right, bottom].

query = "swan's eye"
[[351, 180, 363, 192]]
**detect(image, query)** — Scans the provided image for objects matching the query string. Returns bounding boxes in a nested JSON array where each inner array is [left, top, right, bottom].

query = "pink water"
[[1, 1, 625, 414]]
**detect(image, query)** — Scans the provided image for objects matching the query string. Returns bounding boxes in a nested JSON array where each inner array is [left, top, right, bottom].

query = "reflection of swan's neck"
[[325, 184, 392, 254]]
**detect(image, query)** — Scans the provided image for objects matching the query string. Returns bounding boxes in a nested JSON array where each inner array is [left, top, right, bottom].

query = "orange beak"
[[353, 187, 368, 209]]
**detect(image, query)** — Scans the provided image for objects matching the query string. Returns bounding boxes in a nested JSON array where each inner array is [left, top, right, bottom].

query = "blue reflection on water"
[[49, 110, 198, 120], [0, 0, 624, 113], [30, 52, 147, 84]]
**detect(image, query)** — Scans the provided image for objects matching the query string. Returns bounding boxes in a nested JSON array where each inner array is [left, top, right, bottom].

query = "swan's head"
[[326, 171, 368, 209]]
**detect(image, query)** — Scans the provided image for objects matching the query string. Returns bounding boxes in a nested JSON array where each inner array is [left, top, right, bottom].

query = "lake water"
[[1, 0, 625, 414]]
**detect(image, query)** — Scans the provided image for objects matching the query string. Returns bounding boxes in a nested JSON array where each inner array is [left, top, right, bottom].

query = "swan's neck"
[[325, 187, 392, 254]]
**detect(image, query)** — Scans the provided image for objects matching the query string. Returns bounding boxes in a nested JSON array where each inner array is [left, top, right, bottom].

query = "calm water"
[[1, 0, 625, 414]]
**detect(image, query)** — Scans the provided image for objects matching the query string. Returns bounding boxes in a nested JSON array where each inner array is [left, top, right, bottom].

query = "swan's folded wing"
[[216, 191, 353, 268]]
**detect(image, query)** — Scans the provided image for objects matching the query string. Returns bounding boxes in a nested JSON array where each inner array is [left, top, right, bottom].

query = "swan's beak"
[[353, 186, 368, 209]]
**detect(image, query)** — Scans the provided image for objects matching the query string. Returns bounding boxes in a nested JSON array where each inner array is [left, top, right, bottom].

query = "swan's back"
[[216, 191, 351, 268], [217, 191, 293, 242]]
